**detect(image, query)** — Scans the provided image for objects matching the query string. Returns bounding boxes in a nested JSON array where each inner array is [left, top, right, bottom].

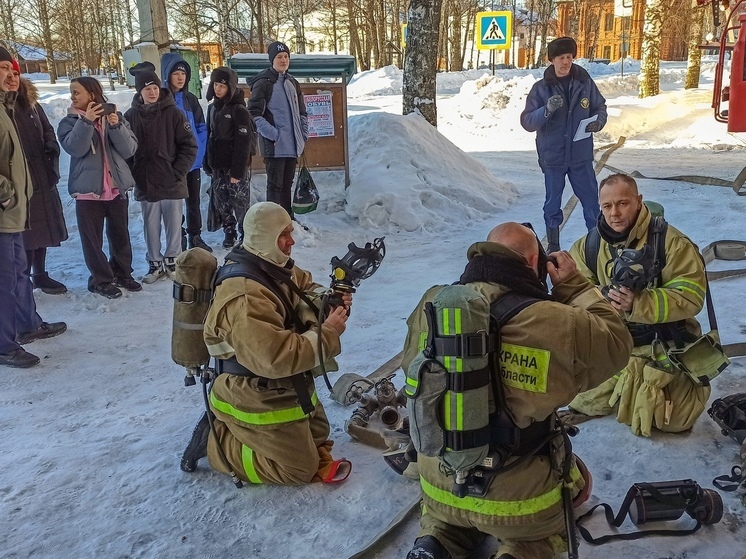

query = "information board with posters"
[[306, 91, 335, 138]]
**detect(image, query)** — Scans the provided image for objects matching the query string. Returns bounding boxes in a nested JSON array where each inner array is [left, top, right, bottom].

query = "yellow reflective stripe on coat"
[[210, 390, 318, 426], [662, 279, 705, 303], [241, 445, 263, 483], [651, 289, 669, 323], [420, 465, 581, 517]]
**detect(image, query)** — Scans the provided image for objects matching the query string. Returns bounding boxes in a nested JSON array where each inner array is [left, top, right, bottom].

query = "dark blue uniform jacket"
[[520, 64, 607, 169]]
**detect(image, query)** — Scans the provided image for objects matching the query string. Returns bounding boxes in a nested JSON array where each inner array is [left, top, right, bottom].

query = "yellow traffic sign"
[[475, 11, 512, 51]]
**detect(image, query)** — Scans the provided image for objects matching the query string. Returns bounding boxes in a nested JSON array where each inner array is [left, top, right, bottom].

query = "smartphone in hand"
[[100, 103, 117, 116]]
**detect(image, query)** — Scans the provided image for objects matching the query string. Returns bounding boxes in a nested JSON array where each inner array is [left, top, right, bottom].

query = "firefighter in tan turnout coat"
[[567, 173, 712, 437], [402, 223, 632, 559], [180, 202, 351, 484]]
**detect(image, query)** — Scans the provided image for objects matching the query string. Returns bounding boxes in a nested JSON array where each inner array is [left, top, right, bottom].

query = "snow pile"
[[456, 74, 535, 119], [348, 66, 404, 97], [345, 112, 518, 231]]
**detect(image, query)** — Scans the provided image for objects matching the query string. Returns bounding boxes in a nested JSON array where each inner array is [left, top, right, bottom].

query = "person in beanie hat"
[[203, 66, 254, 249], [125, 62, 197, 284], [161, 52, 211, 253], [5, 57, 69, 294], [520, 36, 607, 254], [248, 41, 308, 219], [0, 46, 67, 368], [129, 62, 162, 95], [180, 201, 353, 485], [58, 76, 140, 299]]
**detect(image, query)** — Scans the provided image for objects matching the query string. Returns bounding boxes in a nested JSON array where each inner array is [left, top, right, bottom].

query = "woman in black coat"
[[8, 65, 68, 294]]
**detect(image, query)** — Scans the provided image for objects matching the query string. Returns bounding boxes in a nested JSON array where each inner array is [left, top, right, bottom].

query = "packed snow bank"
[[345, 112, 518, 231]]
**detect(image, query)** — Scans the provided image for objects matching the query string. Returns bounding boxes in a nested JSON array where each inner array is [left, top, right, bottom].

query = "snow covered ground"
[[3, 59, 746, 559]]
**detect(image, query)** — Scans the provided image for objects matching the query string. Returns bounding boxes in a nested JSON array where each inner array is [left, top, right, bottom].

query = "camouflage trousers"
[[209, 173, 251, 235]]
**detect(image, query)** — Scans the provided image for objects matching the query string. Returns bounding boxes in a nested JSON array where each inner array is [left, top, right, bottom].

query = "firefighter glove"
[[631, 364, 676, 437]]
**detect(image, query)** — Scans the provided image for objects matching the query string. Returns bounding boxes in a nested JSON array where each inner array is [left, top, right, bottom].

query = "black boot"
[[222, 226, 237, 249], [188, 234, 213, 253], [32, 272, 67, 295], [180, 412, 211, 473], [546, 227, 560, 254], [407, 536, 452, 559]]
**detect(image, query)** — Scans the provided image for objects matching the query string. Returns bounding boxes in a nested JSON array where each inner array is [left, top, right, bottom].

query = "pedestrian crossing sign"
[[475, 11, 512, 50]]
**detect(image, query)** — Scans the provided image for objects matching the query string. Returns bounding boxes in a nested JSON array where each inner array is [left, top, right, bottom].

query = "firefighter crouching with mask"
[[180, 201, 352, 484], [566, 173, 712, 437], [403, 223, 632, 559]]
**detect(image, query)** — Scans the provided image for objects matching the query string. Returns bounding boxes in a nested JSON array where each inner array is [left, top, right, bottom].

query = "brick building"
[[556, 0, 689, 61]]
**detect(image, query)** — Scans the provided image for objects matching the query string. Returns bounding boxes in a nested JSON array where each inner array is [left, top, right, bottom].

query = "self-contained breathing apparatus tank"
[[171, 248, 218, 385], [405, 285, 492, 497]]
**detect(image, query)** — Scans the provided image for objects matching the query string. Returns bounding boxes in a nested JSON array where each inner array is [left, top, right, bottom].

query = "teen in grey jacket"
[[57, 77, 140, 299], [58, 111, 137, 197]]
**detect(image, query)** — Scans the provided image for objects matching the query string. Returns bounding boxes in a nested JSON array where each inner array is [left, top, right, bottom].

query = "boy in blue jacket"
[[161, 53, 211, 252], [520, 37, 607, 253]]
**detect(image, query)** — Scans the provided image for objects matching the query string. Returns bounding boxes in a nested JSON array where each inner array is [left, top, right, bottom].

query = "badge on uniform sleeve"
[[580, 97, 589, 109], [184, 122, 192, 132]]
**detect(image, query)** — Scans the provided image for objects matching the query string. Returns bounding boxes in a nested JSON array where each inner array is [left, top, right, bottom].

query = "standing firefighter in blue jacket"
[[520, 37, 607, 253], [161, 53, 211, 253]]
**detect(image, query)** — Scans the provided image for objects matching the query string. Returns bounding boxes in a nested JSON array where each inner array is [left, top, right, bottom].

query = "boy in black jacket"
[[204, 67, 253, 248], [124, 64, 197, 283]]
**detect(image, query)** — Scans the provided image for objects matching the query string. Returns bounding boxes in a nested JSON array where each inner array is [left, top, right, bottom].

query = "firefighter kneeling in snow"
[[566, 173, 719, 436], [402, 223, 632, 559], [181, 201, 352, 484]]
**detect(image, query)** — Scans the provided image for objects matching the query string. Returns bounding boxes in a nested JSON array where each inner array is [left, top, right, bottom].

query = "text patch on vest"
[[499, 343, 550, 393]]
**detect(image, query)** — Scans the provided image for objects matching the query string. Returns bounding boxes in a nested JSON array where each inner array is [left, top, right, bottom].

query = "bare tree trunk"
[[331, 0, 338, 54], [448, 0, 463, 71], [685, 0, 704, 89], [403, 0, 443, 126], [347, 0, 367, 69], [639, 0, 665, 97], [570, 0, 580, 37], [292, 0, 305, 53], [378, 0, 389, 66]]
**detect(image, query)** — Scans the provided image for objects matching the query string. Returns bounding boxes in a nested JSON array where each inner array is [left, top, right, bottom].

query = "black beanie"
[[267, 41, 290, 65], [129, 62, 161, 93], [171, 62, 188, 75], [547, 37, 577, 61], [0, 46, 12, 63]]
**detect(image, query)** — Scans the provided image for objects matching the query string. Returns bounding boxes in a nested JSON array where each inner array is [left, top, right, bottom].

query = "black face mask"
[[521, 222, 550, 291]]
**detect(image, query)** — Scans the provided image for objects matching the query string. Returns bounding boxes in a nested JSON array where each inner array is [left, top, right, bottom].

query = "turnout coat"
[[569, 205, 710, 436], [402, 242, 631, 536], [203, 259, 342, 484]]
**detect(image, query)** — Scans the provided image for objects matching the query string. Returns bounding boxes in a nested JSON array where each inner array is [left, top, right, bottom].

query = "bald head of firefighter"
[[401, 219, 632, 559]]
